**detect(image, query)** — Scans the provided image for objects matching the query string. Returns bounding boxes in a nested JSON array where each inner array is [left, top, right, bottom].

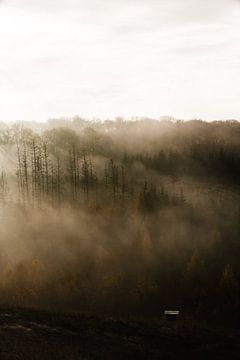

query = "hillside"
[[0, 120, 239, 344], [0, 308, 239, 360]]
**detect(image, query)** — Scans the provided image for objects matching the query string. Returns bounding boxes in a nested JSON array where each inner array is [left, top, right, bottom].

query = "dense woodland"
[[0, 118, 240, 327]]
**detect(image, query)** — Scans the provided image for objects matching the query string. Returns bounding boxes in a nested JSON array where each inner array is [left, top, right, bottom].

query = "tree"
[[220, 264, 239, 308], [0, 169, 8, 203], [184, 251, 207, 312], [82, 155, 90, 202]]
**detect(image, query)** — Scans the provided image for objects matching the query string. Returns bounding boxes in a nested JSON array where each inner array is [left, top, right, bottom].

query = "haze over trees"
[[0, 117, 239, 327]]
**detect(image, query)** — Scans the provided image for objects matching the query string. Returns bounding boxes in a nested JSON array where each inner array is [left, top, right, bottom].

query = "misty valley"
[[2, 0, 240, 357], [0, 118, 238, 333]]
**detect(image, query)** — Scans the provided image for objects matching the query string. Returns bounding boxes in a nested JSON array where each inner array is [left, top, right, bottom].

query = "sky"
[[0, 0, 240, 122]]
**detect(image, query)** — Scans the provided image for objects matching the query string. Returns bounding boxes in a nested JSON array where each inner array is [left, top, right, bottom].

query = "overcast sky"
[[0, 0, 240, 122]]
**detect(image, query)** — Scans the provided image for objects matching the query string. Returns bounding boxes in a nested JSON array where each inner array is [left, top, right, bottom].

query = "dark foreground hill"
[[0, 308, 239, 359]]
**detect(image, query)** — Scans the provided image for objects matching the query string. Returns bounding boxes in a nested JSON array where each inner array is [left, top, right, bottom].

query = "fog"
[[0, 118, 238, 327], [1, 0, 240, 121]]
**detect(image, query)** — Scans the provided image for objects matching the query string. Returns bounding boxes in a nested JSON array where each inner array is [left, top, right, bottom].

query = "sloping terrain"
[[0, 308, 239, 359]]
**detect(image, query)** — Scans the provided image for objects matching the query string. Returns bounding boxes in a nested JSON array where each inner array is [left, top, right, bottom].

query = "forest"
[[0, 117, 239, 328]]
